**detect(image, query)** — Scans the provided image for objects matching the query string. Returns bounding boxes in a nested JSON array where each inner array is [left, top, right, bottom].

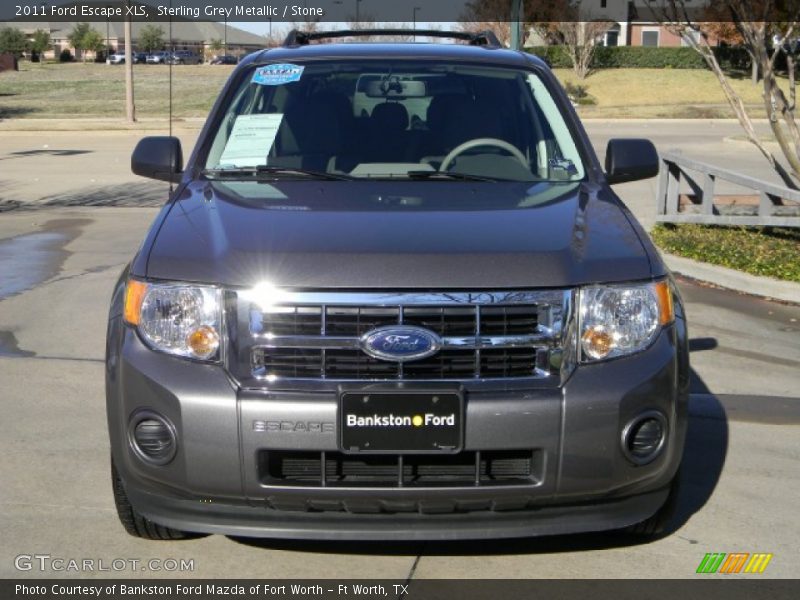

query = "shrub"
[[528, 46, 572, 68], [0, 27, 28, 57], [527, 45, 753, 72], [651, 224, 800, 282], [59, 49, 73, 62], [563, 81, 597, 105]]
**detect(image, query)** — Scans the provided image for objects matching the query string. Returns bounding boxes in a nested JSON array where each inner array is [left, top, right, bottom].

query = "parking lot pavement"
[[0, 125, 798, 579], [0, 130, 199, 212]]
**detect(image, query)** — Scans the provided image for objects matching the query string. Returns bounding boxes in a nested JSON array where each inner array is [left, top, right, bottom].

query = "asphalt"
[[0, 121, 798, 579]]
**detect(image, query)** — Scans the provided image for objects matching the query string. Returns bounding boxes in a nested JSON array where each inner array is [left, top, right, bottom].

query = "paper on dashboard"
[[218, 113, 284, 167]]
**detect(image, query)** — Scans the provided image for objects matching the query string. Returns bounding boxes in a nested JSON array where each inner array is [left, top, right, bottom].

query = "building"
[[595, 0, 713, 47], [6, 19, 267, 61], [526, 0, 713, 48]]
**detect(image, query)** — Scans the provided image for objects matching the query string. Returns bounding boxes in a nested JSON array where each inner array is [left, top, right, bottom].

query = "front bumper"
[[106, 319, 688, 539], [127, 484, 670, 540]]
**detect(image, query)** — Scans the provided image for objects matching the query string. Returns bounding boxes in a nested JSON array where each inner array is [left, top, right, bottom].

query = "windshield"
[[203, 60, 586, 182]]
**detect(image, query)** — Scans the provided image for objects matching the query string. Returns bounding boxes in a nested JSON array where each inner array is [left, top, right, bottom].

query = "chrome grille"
[[250, 305, 539, 338], [235, 290, 573, 386]]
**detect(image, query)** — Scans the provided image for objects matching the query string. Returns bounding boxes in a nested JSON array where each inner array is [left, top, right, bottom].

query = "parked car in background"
[[107, 52, 126, 64], [169, 51, 201, 65], [146, 51, 170, 64], [133, 52, 148, 64], [210, 55, 238, 65]]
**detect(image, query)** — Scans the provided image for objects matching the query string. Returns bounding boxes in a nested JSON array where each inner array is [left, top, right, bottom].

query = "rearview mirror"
[[131, 136, 183, 183], [365, 79, 427, 98], [605, 139, 659, 185]]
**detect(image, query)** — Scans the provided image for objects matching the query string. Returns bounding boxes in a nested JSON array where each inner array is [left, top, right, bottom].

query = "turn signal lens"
[[123, 279, 148, 325], [186, 325, 220, 360], [654, 280, 675, 326]]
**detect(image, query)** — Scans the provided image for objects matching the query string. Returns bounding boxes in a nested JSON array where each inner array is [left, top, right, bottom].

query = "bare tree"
[[292, 15, 322, 35], [264, 29, 284, 48], [457, 0, 570, 48], [647, 0, 800, 187], [539, 21, 614, 79], [457, 0, 612, 77], [456, 19, 512, 47], [346, 15, 379, 41]]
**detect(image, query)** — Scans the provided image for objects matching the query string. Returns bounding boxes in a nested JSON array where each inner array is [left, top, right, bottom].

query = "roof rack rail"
[[282, 29, 503, 49]]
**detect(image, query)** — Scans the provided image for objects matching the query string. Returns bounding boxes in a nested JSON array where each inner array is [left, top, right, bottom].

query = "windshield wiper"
[[203, 165, 354, 181], [405, 170, 499, 182]]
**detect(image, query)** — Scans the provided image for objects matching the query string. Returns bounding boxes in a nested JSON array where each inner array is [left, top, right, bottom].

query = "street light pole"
[[510, 0, 524, 50], [124, 0, 135, 121]]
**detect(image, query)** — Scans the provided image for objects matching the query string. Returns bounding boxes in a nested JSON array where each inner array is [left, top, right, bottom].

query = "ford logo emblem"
[[360, 326, 442, 362]]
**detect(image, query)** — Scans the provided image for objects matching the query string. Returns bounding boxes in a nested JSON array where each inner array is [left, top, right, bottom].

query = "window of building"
[[642, 30, 659, 47]]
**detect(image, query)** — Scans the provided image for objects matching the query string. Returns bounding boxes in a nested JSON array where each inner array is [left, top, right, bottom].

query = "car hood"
[[143, 179, 657, 289]]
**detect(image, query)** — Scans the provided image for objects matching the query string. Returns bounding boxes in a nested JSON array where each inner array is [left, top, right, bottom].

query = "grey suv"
[[108, 30, 689, 541]]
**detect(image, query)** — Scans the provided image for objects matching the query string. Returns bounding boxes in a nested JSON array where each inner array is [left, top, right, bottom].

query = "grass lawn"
[[0, 62, 776, 120], [554, 68, 769, 119], [0, 62, 233, 119], [651, 224, 800, 282]]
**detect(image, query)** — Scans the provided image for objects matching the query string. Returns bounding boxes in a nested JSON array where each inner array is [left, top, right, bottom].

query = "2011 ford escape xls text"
[[106, 30, 689, 541]]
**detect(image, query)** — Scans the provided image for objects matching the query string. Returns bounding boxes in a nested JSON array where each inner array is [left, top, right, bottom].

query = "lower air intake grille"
[[259, 450, 539, 488]]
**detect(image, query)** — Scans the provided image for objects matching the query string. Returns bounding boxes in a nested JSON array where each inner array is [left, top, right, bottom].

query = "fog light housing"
[[622, 411, 667, 465], [128, 411, 177, 465]]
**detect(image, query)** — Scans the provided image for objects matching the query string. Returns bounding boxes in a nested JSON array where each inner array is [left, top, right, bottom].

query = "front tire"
[[623, 469, 682, 538], [111, 457, 206, 540]]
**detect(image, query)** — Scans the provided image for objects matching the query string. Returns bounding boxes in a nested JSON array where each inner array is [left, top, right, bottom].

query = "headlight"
[[579, 280, 674, 362], [123, 279, 222, 361]]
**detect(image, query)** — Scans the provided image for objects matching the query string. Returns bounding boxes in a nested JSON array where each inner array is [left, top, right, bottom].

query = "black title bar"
[[2, 0, 793, 24], [4, 579, 800, 600]]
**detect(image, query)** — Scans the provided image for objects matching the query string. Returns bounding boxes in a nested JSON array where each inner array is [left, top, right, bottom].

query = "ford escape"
[[106, 30, 689, 540]]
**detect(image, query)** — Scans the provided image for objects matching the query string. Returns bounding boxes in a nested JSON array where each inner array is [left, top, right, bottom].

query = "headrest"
[[370, 102, 409, 132]]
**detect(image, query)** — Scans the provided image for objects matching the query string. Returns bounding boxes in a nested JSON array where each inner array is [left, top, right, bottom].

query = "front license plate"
[[340, 391, 463, 453]]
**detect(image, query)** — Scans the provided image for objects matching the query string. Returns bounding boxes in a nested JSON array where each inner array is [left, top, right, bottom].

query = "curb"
[[0, 118, 205, 132], [662, 252, 800, 304]]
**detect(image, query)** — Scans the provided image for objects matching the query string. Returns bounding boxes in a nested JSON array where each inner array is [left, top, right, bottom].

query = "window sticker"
[[252, 63, 304, 86], [218, 113, 284, 167]]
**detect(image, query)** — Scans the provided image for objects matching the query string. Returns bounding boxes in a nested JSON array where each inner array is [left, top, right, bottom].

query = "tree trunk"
[[762, 69, 800, 182], [689, 35, 798, 188]]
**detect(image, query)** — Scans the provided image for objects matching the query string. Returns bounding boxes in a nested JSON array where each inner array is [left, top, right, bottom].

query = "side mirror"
[[605, 138, 659, 185], [131, 136, 183, 183]]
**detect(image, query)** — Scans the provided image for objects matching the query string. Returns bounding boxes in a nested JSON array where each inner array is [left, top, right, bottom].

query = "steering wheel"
[[440, 138, 528, 172]]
